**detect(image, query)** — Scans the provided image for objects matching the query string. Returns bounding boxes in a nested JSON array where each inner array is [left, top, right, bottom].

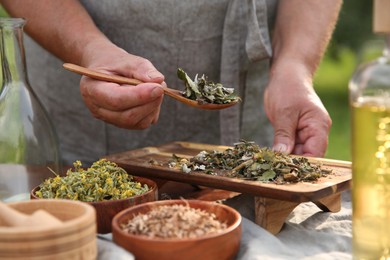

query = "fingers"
[[80, 76, 165, 129], [272, 111, 331, 157], [271, 113, 297, 155], [94, 97, 163, 129], [266, 89, 332, 157], [265, 67, 331, 158], [106, 55, 165, 84], [82, 77, 164, 109], [292, 119, 331, 157], [132, 59, 165, 83], [77, 47, 167, 129]]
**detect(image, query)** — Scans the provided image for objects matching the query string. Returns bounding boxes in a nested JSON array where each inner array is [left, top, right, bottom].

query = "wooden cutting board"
[[105, 141, 352, 234], [105, 141, 351, 202]]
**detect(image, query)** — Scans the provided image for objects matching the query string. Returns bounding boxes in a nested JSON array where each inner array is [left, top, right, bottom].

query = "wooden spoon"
[[0, 201, 62, 228], [63, 63, 238, 110]]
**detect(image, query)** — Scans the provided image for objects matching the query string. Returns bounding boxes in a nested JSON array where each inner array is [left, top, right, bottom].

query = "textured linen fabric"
[[24, 0, 277, 165], [236, 191, 352, 260], [95, 191, 353, 259], [4, 191, 352, 259]]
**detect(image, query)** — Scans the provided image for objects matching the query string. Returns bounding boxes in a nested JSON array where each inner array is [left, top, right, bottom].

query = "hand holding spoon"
[[63, 63, 238, 110]]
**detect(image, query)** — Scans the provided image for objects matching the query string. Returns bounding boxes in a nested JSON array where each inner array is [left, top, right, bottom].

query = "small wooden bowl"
[[31, 176, 158, 234], [0, 199, 96, 260], [112, 199, 242, 260]]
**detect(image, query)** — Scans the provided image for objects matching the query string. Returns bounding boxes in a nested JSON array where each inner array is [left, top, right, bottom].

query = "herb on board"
[[177, 68, 240, 104], [121, 202, 227, 239], [168, 140, 332, 184], [35, 159, 149, 202]]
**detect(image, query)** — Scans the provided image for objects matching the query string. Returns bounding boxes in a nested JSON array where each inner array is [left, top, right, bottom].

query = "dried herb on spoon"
[[177, 68, 240, 105]]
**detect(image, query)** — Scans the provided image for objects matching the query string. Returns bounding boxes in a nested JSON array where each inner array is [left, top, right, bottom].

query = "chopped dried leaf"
[[177, 68, 240, 104], [258, 170, 276, 182], [168, 140, 332, 184]]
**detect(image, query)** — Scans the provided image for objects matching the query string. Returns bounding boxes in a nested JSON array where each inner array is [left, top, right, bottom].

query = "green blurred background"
[[313, 0, 379, 161], [0, 1, 380, 161]]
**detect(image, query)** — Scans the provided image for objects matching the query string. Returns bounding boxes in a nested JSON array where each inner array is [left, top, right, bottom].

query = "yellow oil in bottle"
[[352, 98, 390, 259]]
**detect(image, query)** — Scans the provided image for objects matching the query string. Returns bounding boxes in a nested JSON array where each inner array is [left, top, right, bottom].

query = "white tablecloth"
[[97, 191, 352, 260]]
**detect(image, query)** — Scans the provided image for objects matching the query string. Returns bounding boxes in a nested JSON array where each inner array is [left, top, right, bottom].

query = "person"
[[0, 0, 341, 167]]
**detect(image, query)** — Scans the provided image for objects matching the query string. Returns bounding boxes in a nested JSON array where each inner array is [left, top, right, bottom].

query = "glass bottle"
[[0, 18, 61, 201], [349, 34, 390, 259]]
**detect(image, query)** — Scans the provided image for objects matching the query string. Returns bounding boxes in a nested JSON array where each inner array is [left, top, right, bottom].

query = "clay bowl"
[[0, 199, 96, 260], [31, 176, 158, 234], [112, 199, 242, 260]]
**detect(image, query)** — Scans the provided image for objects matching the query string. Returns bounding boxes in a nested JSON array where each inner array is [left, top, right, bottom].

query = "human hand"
[[264, 62, 332, 157], [79, 43, 165, 129]]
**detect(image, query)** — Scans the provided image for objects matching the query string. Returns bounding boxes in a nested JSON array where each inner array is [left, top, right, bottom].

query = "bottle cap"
[[374, 0, 390, 33]]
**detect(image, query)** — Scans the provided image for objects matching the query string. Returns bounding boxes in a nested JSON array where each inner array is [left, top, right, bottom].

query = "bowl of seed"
[[31, 159, 158, 234], [111, 199, 242, 260]]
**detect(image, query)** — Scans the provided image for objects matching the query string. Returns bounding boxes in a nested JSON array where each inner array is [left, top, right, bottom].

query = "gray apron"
[[25, 0, 277, 165]]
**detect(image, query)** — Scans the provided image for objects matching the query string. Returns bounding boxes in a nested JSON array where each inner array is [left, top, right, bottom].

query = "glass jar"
[[349, 35, 390, 259], [0, 18, 61, 201]]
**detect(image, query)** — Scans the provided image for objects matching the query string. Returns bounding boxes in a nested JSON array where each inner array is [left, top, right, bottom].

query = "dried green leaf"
[[177, 68, 240, 104], [257, 170, 276, 182], [168, 140, 332, 184]]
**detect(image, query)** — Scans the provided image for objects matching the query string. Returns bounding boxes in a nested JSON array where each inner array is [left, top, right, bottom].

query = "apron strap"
[[220, 0, 272, 145]]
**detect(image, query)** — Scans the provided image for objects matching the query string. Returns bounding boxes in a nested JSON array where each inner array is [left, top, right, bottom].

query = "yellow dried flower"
[[35, 159, 149, 202]]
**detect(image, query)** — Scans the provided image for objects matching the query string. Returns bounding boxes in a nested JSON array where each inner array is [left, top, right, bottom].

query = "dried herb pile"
[[168, 140, 332, 184], [177, 68, 240, 104], [35, 159, 149, 202], [121, 203, 227, 239]]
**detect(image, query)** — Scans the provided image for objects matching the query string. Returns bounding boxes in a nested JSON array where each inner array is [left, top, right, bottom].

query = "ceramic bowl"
[[112, 199, 242, 260], [0, 199, 97, 260], [31, 176, 158, 234]]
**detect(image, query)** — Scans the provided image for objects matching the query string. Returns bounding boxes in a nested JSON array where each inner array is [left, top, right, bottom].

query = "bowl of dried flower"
[[111, 199, 242, 260], [31, 159, 158, 234]]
